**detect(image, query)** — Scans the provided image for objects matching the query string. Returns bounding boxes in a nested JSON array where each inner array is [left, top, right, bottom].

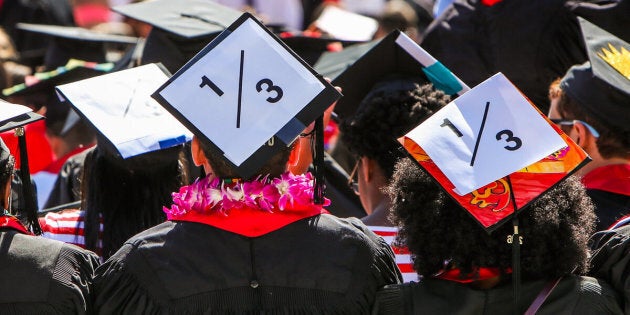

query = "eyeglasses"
[[549, 118, 600, 138], [347, 160, 360, 195]]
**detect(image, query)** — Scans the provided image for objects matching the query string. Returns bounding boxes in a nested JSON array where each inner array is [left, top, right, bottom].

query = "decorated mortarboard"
[[152, 12, 342, 179], [112, 0, 242, 73], [312, 5, 379, 42], [2, 59, 114, 97], [560, 18, 630, 133], [0, 100, 45, 233], [332, 30, 469, 120], [17, 23, 138, 70], [400, 73, 589, 232], [55, 63, 192, 160]]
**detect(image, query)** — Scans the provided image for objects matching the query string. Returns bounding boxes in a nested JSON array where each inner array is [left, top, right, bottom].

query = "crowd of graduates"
[[1, 0, 630, 314]]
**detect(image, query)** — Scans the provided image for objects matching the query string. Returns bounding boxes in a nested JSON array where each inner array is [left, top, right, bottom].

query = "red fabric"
[[0, 120, 53, 173], [169, 205, 327, 237], [73, 4, 111, 27], [434, 267, 508, 284], [41, 145, 92, 174], [582, 164, 630, 197], [0, 215, 31, 235], [481, 0, 503, 6]]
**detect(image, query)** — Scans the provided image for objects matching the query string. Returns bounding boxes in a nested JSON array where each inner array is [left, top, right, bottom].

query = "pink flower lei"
[[164, 172, 330, 216]]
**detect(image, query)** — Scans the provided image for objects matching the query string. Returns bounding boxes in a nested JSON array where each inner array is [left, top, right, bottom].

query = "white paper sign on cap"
[[405, 73, 566, 195]]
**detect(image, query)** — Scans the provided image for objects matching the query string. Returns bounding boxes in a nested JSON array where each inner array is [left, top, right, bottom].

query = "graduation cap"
[[332, 30, 469, 120], [0, 100, 45, 234], [400, 72, 589, 232], [55, 63, 193, 161], [152, 12, 341, 182], [17, 23, 138, 70], [112, 0, 242, 73], [278, 31, 356, 66], [560, 18, 630, 133], [313, 40, 378, 80], [3, 59, 114, 98], [311, 5, 379, 42]]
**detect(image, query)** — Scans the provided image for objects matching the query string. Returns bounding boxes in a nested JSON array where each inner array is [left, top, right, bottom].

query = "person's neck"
[[362, 196, 393, 226]]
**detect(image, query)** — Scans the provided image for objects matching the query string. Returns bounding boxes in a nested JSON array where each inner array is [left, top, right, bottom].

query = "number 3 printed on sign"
[[256, 78, 283, 103]]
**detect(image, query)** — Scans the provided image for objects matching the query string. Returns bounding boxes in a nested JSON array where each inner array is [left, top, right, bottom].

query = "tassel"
[[311, 116, 325, 204], [15, 127, 41, 235]]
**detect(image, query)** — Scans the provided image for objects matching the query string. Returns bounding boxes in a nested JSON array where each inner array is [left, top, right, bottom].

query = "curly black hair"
[[387, 158, 596, 280], [340, 80, 450, 179]]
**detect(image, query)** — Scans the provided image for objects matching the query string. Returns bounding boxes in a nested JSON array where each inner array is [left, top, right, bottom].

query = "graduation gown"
[[0, 215, 100, 314], [93, 214, 401, 314], [374, 276, 622, 314], [590, 224, 630, 314]]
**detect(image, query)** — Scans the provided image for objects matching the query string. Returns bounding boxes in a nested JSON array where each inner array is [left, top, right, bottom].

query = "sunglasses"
[[347, 159, 360, 195], [549, 118, 600, 138]]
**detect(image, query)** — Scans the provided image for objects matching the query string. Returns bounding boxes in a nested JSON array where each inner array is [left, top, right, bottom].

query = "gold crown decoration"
[[598, 43, 630, 80]]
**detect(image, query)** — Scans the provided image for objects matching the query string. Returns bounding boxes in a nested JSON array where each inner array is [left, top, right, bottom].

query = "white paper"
[[0, 102, 32, 122], [56, 64, 192, 158], [406, 73, 566, 195], [314, 5, 378, 41], [158, 18, 325, 166]]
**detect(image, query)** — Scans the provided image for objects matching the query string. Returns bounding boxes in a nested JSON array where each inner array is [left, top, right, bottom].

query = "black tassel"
[[16, 128, 41, 235], [311, 116, 325, 205]]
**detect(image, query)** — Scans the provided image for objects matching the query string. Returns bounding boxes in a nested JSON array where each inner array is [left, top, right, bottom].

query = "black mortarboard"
[[55, 63, 192, 161], [332, 30, 468, 120], [279, 31, 356, 66], [0, 100, 44, 233], [560, 18, 630, 133], [17, 23, 138, 71], [313, 40, 378, 81], [112, 0, 242, 73]]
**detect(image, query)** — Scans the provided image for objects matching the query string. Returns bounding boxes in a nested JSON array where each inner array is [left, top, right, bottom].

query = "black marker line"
[[470, 101, 490, 167], [237, 50, 244, 128], [200, 75, 224, 96]]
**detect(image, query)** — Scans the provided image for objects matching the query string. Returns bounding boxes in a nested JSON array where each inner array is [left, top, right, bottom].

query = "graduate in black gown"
[[0, 103, 99, 314]]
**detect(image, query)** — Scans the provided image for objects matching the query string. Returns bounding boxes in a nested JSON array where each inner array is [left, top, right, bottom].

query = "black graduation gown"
[[374, 276, 622, 314], [93, 214, 402, 314], [589, 224, 630, 314], [0, 227, 100, 314], [588, 189, 630, 231]]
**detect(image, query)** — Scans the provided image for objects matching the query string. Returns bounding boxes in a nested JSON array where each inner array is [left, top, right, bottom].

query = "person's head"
[[549, 64, 630, 161], [340, 79, 450, 211], [374, 0, 419, 41], [82, 144, 188, 258], [387, 158, 596, 280], [191, 136, 293, 180], [0, 139, 15, 210]]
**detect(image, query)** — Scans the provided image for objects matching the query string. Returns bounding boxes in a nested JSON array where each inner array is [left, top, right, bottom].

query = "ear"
[[572, 122, 590, 149], [190, 136, 207, 167], [360, 156, 375, 182]]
